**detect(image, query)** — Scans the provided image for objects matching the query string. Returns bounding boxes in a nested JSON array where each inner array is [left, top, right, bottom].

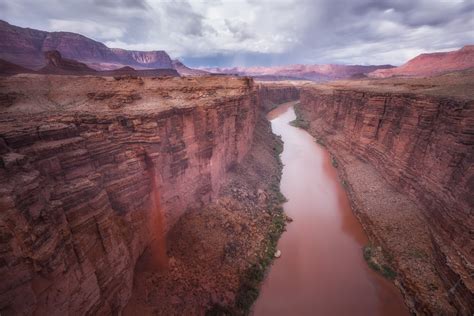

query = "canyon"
[[1, 67, 473, 315], [0, 18, 473, 316], [253, 102, 409, 316], [0, 73, 300, 314], [295, 71, 474, 314]]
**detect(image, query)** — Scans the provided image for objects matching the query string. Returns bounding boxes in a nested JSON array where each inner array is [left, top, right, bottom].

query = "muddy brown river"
[[252, 102, 409, 316]]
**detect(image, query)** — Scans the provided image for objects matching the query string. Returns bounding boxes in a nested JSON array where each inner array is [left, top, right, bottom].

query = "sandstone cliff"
[[256, 82, 300, 111], [297, 76, 474, 314], [0, 75, 262, 314]]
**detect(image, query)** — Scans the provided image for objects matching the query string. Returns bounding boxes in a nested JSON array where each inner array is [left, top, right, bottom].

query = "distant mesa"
[[0, 50, 180, 77], [369, 45, 474, 78], [0, 19, 179, 73], [205, 64, 395, 82], [1, 19, 472, 80]]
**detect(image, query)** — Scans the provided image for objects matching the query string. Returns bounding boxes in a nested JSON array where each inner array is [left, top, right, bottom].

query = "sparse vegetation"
[[341, 179, 348, 189], [315, 138, 326, 147], [408, 249, 428, 261], [363, 245, 397, 280], [331, 156, 338, 168], [236, 208, 286, 314], [289, 103, 310, 130], [230, 133, 287, 315]]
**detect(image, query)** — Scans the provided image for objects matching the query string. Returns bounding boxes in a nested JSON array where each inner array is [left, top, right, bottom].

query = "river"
[[252, 102, 409, 316]]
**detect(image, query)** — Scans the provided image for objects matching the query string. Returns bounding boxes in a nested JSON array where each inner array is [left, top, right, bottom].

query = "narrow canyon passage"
[[252, 102, 409, 316]]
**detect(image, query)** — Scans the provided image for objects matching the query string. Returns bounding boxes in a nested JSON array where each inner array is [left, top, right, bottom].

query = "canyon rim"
[[1, 1, 473, 315]]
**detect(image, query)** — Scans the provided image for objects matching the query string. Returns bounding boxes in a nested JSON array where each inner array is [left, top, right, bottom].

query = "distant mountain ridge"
[[0, 20, 173, 70], [370, 45, 474, 78], [205, 64, 395, 81], [172, 59, 209, 76], [0, 50, 180, 77]]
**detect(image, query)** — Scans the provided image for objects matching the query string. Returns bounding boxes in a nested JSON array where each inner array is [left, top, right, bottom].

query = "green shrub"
[[362, 245, 397, 280]]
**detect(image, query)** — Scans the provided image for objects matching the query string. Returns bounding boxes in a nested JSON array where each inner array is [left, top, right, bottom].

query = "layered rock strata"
[[298, 81, 473, 314], [256, 82, 300, 111], [0, 75, 261, 314]]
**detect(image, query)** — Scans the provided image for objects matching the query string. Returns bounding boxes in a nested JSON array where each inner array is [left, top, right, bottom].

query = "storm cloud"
[[0, 0, 472, 66]]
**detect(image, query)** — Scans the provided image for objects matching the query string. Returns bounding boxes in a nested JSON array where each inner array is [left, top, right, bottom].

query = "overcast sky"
[[1, 0, 473, 67]]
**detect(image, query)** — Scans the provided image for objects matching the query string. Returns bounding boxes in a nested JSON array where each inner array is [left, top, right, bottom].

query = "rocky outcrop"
[[298, 83, 473, 314], [370, 45, 474, 78], [172, 59, 209, 77], [0, 75, 262, 314], [110, 48, 173, 69], [39, 50, 98, 74], [0, 20, 173, 70]]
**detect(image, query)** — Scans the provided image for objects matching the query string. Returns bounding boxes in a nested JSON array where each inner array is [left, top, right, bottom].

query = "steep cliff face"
[[298, 83, 473, 314], [256, 82, 300, 111], [0, 75, 260, 314], [111, 49, 173, 69]]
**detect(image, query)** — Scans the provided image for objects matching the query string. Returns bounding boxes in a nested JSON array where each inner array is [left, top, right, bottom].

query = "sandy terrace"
[[0, 74, 253, 115]]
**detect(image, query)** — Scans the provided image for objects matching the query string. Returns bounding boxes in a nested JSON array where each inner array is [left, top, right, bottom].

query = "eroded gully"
[[252, 101, 409, 316]]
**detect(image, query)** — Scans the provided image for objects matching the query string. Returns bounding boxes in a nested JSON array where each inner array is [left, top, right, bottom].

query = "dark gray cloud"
[[94, 0, 148, 9], [0, 0, 472, 66]]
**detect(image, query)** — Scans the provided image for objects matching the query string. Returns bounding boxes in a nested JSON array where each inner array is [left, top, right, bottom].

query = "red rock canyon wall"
[[299, 87, 473, 313], [0, 76, 297, 314]]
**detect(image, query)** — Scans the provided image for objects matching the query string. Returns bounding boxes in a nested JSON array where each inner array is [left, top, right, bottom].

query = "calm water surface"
[[252, 102, 409, 316]]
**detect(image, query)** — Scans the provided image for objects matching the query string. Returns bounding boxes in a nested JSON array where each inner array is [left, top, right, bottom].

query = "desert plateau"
[[0, 1, 473, 315]]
